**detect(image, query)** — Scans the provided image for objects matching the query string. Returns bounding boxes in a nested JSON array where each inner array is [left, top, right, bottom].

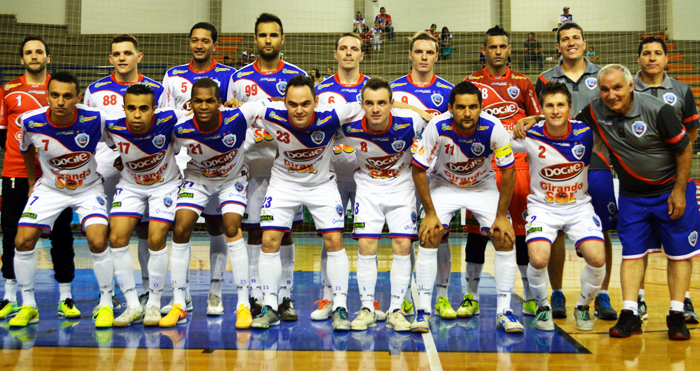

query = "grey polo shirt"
[[633, 71, 699, 131]]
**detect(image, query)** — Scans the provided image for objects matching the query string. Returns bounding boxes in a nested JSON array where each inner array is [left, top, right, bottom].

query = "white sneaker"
[[496, 309, 524, 333], [311, 299, 333, 321], [350, 308, 377, 330], [144, 305, 161, 327], [161, 296, 193, 315], [373, 301, 386, 321], [386, 309, 412, 332], [207, 293, 224, 316], [114, 306, 144, 327]]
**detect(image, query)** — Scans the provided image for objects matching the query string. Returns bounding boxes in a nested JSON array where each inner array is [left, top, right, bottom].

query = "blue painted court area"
[[0, 269, 586, 354]]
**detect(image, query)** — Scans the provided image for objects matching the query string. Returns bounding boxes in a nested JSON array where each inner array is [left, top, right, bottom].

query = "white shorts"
[[177, 175, 247, 217], [110, 179, 181, 225], [261, 181, 344, 234], [525, 204, 604, 247], [243, 177, 302, 229], [431, 180, 500, 236], [352, 188, 418, 240], [18, 180, 108, 233]]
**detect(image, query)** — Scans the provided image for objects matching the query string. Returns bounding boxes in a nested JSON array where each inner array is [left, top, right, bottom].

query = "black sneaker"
[[609, 309, 642, 338], [667, 310, 691, 340], [249, 297, 263, 318], [551, 291, 567, 318], [594, 293, 618, 320], [638, 295, 648, 320], [683, 298, 699, 324], [278, 297, 298, 321]]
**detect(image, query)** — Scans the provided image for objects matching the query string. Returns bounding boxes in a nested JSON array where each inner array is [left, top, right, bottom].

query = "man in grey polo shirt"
[[536, 22, 619, 321], [633, 36, 700, 323]]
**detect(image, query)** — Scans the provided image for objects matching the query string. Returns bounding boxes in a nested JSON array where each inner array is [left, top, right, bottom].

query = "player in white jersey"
[[224, 13, 307, 320], [510, 82, 606, 332], [10, 72, 113, 328], [164, 79, 261, 329], [160, 22, 238, 315], [412, 81, 522, 333], [249, 75, 363, 331], [311, 32, 368, 320], [102, 84, 183, 327], [337, 78, 426, 331], [84, 34, 166, 309]]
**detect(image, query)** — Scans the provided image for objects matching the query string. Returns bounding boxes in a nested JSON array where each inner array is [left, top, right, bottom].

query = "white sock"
[[279, 244, 295, 300], [14, 249, 37, 308], [111, 246, 140, 308], [494, 250, 516, 314], [248, 244, 262, 301], [58, 282, 71, 301], [228, 239, 250, 309], [327, 249, 350, 310], [170, 242, 190, 308], [137, 238, 149, 294], [577, 264, 605, 307], [357, 253, 377, 311], [518, 264, 532, 300], [638, 289, 645, 301], [599, 289, 609, 295], [91, 249, 115, 309], [436, 239, 451, 298], [623, 300, 638, 315], [527, 264, 549, 308], [4, 279, 17, 302], [209, 234, 228, 298], [389, 254, 411, 312], [405, 243, 415, 301], [259, 251, 281, 310], [146, 248, 168, 308], [416, 247, 438, 313], [321, 243, 333, 301], [671, 300, 684, 312], [466, 263, 483, 301], [686, 291, 691, 299]]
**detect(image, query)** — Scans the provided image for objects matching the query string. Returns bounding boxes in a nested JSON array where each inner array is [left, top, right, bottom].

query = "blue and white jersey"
[[162, 60, 236, 110], [339, 108, 424, 191], [19, 105, 106, 193], [174, 103, 261, 186], [316, 73, 370, 105], [412, 111, 514, 188], [256, 101, 362, 187], [84, 73, 166, 111], [390, 74, 453, 117], [510, 120, 593, 208], [104, 109, 183, 188]]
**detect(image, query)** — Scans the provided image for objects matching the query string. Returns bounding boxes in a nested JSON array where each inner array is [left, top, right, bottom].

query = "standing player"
[[462, 25, 541, 318], [412, 81, 521, 333], [225, 13, 307, 321], [633, 36, 700, 322], [339, 78, 424, 331], [310, 32, 368, 321], [0, 36, 78, 320], [161, 22, 237, 315], [390, 31, 454, 318], [103, 84, 182, 327], [11, 71, 113, 328], [250, 75, 363, 331], [535, 22, 616, 320], [511, 82, 605, 332], [84, 34, 165, 309]]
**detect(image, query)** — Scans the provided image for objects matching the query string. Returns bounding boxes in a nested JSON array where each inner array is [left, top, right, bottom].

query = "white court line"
[[410, 277, 443, 371]]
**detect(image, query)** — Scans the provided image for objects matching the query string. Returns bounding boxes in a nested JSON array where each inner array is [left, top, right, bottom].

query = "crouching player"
[[412, 81, 521, 333], [104, 84, 183, 327], [512, 82, 606, 331], [166, 78, 259, 328], [11, 71, 113, 327]]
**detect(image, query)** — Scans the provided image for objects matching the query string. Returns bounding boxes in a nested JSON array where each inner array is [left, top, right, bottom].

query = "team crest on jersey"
[[152, 135, 166, 149], [431, 93, 444, 106], [585, 77, 597, 90], [471, 142, 485, 156], [632, 121, 647, 137], [607, 201, 617, 215], [310, 131, 325, 145], [507, 86, 520, 99], [97, 196, 106, 206], [223, 134, 236, 147], [75, 133, 90, 148], [276, 81, 287, 95], [663, 92, 677, 105], [164, 197, 173, 207], [336, 204, 344, 216], [572, 144, 585, 160], [392, 140, 406, 152], [689, 231, 698, 246], [235, 182, 244, 192]]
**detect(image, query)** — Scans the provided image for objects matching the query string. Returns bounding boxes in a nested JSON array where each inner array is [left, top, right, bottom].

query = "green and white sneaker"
[[522, 299, 537, 316], [457, 294, 480, 318], [401, 299, 414, 316], [574, 305, 594, 331], [251, 305, 280, 329], [332, 307, 351, 331], [534, 306, 555, 331]]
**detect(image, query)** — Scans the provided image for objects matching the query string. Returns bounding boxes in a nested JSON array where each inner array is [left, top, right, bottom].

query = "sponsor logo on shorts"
[[178, 192, 194, 199], [21, 212, 37, 219], [526, 227, 542, 234], [164, 197, 173, 207], [260, 215, 274, 221], [126, 149, 166, 172], [112, 202, 122, 208], [235, 182, 244, 192], [97, 196, 105, 205], [283, 146, 326, 162], [411, 211, 417, 223], [354, 222, 365, 229], [592, 215, 601, 227], [336, 204, 344, 216], [540, 162, 584, 181], [49, 152, 92, 170], [74, 133, 90, 148], [689, 231, 698, 246], [446, 158, 485, 174]]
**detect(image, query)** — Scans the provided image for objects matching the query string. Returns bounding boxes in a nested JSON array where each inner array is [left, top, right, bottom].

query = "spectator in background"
[[558, 7, 574, 27], [360, 25, 373, 59], [372, 21, 383, 51], [326, 66, 333, 78], [353, 12, 365, 33], [310, 68, 323, 85], [376, 7, 394, 41], [427, 24, 438, 39], [440, 26, 453, 60], [524, 32, 544, 70], [223, 56, 230, 65], [240, 46, 255, 66], [586, 46, 599, 62]]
